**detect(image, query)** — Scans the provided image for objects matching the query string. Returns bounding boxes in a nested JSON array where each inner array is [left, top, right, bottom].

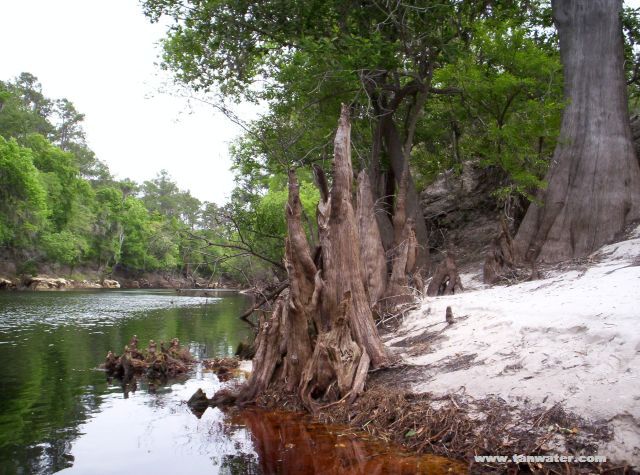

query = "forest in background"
[[0, 73, 290, 284], [2, 0, 640, 287]]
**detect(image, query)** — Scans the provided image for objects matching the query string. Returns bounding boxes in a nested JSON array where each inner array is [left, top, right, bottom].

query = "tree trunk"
[[212, 106, 389, 410], [384, 167, 418, 307], [231, 298, 285, 404], [514, 0, 640, 263], [356, 170, 388, 306], [374, 172, 396, 252], [426, 254, 463, 297], [381, 116, 430, 270], [483, 218, 515, 285], [318, 107, 389, 369], [299, 292, 370, 410], [282, 170, 318, 391]]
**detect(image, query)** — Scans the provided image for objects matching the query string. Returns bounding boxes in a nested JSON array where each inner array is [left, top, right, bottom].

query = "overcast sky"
[[0, 0, 247, 204], [2, 0, 639, 204]]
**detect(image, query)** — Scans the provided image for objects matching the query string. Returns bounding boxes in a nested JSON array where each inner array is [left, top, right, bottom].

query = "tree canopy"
[[0, 73, 236, 281], [142, 0, 640, 271]]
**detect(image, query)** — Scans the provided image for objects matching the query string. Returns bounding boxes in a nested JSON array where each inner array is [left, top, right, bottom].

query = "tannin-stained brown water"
[[0, 289, 463, 474]]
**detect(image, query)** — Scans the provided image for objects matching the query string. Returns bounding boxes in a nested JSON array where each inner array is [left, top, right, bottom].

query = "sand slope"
[[387, 226, 640, 464]]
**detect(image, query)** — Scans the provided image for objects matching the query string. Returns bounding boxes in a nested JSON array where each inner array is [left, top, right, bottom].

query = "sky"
[[2, 0, 639, 204], [0, 0, 246, 204]]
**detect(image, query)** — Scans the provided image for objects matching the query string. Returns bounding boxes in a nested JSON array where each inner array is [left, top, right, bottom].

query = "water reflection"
[[0, 290, 464, 474], [58, 374, 258, 474], [0, 290, 252, 474], [231, 409, 465, 475]]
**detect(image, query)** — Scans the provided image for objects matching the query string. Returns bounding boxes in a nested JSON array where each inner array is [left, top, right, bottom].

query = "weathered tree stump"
[[446, 306, 454, 325], [426, 254, 464, 297], [383, 167, 419, 309], [102, 337, 194, 381], [187, 388, 209, 417], [204, 106, 390, 412], [356, 170, 388, 307], [483, 218, 515, 284]]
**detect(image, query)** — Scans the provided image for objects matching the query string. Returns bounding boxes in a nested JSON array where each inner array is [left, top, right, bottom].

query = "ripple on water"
[[0, 291, 220, 333]]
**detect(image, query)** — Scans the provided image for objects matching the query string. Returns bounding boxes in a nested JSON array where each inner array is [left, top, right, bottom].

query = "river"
[[0, 289, 461, 474]]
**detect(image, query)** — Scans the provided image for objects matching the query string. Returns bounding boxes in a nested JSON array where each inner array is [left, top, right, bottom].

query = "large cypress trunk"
[[314, 107, 389, 369], [215, 106, 389, 410], [514, 0, 640, 263]]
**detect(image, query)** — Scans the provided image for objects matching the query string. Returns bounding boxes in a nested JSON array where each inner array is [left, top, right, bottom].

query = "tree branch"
[[238, 280, 289, 327], [183, 230, 285, 271]]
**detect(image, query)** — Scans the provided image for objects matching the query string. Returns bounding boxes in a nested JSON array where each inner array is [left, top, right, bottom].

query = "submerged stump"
[[101, 335, 195, 382]]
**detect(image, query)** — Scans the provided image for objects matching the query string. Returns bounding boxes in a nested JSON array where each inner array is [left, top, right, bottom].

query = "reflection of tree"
[[0, 292, 253, 474], [236, 409, 461, 475]]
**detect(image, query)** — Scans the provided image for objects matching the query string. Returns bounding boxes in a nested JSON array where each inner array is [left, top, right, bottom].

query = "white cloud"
[[0, 0, 243, 204]]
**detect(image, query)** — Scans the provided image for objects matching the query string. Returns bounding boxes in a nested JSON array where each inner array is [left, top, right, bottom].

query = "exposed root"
[[234, 337, 256, 359], [228, 367, 629, 474], [102, 336, 194, 381], [202, 356, 241, 381], [484, 218, 516, 285], [426, 253, 464, 296], [375, 300, 418, 333]]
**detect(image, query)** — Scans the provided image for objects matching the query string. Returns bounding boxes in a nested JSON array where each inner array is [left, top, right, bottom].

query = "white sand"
[[387, 226, 640, 464]]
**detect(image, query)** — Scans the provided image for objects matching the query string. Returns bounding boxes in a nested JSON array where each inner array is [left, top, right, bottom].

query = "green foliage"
[[0, 73, 210, 279], [90, 186, 125, 269], [140, 0, 570, 282], [0, 74, 53, 140], [0, 136, 47, 246], [119, 197, 155, 270], [622, 6, 640, 108], [145, 0, 562, 204], [142, 170, 203, 228], [52, 98, 85, 150], [23, 133, 84, 230], [41, 231, 88, 267], [114, 196, 181, 272], [256, 177, 319, 241], [419, 21, 563, 200]]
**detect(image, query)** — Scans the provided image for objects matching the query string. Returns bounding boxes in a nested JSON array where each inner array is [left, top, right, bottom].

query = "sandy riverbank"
[[382, 225, 640, 467]]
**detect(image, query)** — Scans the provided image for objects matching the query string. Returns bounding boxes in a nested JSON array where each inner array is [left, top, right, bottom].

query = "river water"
[[0, 290, 462, 474]]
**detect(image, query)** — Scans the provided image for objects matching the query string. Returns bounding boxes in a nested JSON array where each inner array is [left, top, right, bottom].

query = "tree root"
[[426, 253, 464, 296], [244, 375, 621, 474], [102, 336, 194, 381]]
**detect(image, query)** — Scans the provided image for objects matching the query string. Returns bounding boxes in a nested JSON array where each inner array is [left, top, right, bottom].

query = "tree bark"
[[426, 254, 463, 297], [356, 170, 388, 306], [212, 106, 389, 411], [281, 170, 318, 391], [319, 107, 389, 369], [483, 218, 515, 285], [381, 116, 430, 270], [233, 298, 285, 404], [514, 0, 640, 263], [384, 167, 418, 307], [375, 171, 396, 252]]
